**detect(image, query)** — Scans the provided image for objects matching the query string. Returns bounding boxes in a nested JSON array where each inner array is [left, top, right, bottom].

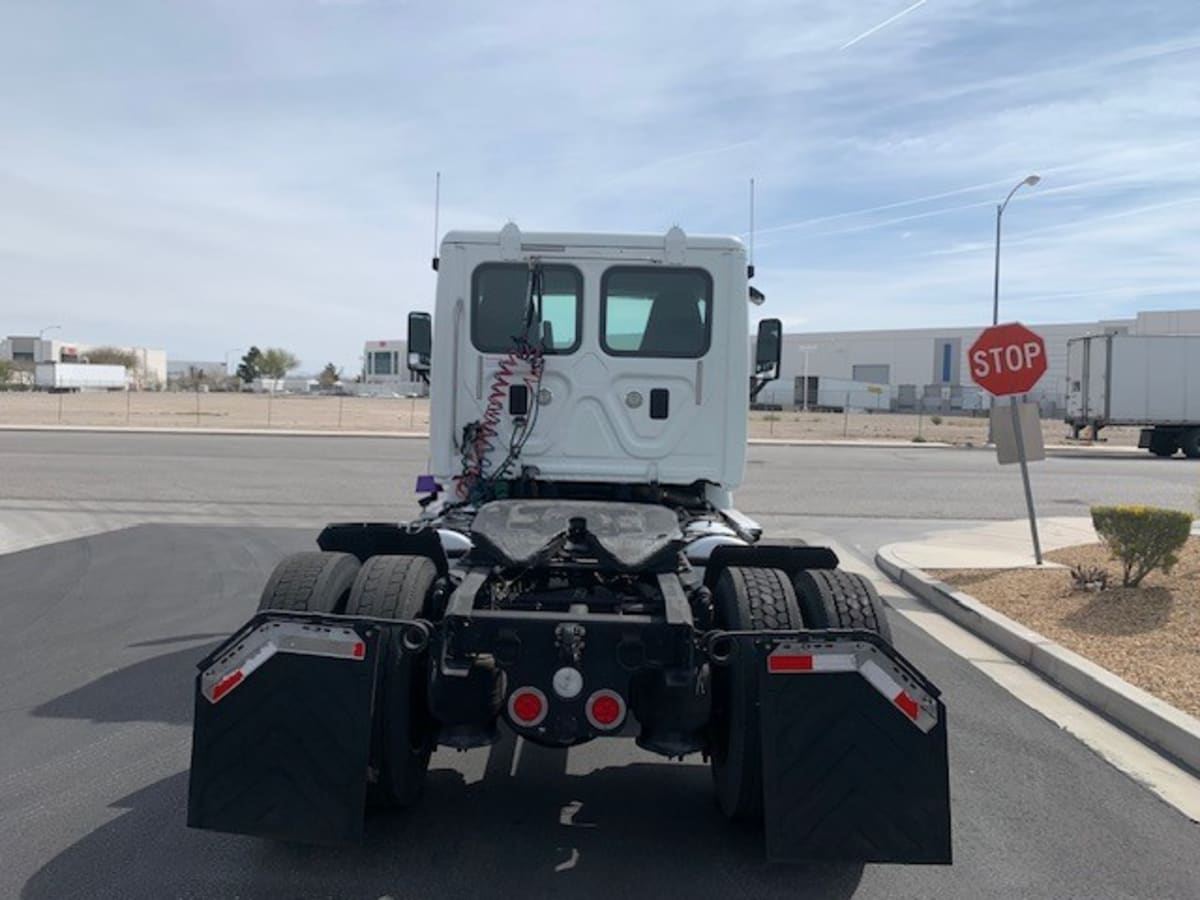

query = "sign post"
[[969, 322, 1048, 565], [1008, 399, 1043, 564]]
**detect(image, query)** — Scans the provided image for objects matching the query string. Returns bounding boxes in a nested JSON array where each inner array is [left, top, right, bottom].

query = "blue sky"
[[2, 0, 1198, 373]]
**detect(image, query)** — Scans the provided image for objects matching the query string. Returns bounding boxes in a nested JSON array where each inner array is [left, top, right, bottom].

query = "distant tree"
[[0, 359, 13, 383], [236, 346, 263, 384], [85, 346, 139, 369], [258, 348, 300, 381], [318, 362, 341, 389]]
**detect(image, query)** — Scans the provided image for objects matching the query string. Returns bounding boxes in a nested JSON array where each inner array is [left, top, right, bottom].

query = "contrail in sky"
[[841, 0, 928, 50]]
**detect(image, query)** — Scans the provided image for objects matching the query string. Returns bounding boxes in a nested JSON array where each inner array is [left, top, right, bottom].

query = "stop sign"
[[968, 322, 1047, 396]]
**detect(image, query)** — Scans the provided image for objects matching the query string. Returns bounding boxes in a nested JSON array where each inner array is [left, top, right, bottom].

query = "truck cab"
[[426, 224, 754, 500]]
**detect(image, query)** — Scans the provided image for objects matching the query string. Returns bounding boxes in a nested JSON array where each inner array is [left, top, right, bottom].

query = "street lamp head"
[[1024, 174, 1041, 186]]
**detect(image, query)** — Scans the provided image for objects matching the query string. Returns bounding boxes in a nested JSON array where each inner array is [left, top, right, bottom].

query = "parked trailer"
[[1066, 334, 1200, 458], [186, 225, 952, 864], [795, 376, 889, 412], [34, 362, 127, 392]]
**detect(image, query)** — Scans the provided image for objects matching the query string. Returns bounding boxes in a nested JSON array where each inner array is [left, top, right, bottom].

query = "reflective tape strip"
[[202, 620, 366, 704], [240, 640, 278, 679], [210, 669, 244, 702], [767, 653, 856, 674], [859, 658, 902, 699], [861, 659, 933, 731], [765, 642, 937, 732]]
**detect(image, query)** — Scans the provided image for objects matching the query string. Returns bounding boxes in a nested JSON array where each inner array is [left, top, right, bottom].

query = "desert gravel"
[[931, 537, 1200, 718]]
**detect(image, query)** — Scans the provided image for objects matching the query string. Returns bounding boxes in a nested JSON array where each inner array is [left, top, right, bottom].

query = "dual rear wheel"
[[709, 565, 892, 822], [258, 551, 438, 808]]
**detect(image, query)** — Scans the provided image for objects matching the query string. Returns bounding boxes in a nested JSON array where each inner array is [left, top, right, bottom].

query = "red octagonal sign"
[[968, 322, 1047, 396]]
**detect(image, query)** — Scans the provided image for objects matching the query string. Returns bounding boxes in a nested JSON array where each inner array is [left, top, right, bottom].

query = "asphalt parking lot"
[[2, 432, 1198, 899]]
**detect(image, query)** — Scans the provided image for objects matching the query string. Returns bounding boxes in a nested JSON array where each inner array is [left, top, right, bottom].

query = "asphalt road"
[[1, 431, 1197, 533], [2, 432, 1199, 899]]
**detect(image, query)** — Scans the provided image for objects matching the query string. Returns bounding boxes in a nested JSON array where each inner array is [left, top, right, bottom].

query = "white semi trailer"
[[34, 362, 127, 392], [1065, 334, 1200, 458]]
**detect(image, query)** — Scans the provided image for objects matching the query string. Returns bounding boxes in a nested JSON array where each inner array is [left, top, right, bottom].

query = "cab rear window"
[[601, 267, 712, 358], [471, 264, 582, 354]]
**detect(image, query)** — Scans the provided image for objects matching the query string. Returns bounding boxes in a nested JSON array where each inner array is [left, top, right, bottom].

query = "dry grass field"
[[0, 391, 1141, 446]]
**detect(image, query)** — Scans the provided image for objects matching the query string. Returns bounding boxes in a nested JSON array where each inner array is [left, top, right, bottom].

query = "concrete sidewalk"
[[884, 516, 1200, 571], [877, 516, 1200, 781], [882, 516, 1098, 570]]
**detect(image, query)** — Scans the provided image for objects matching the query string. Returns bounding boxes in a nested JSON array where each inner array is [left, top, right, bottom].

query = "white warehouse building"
[[361, 339, 426, 396], [1, 335, 167, 389], [757, 309, 1200, 416]]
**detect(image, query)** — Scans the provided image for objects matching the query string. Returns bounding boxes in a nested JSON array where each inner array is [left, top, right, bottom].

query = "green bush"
[[1090, 505, 1193, 587], [930, 415, 943, 425]]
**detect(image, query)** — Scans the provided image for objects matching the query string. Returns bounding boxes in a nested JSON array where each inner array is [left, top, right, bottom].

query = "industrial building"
[[759, 309, 1200, 415], [1, 335, 167, 389], [360, 339, 425, 396]]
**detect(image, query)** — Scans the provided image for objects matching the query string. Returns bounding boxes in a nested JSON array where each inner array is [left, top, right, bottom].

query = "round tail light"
[[507, 687, 548, 727], [585, 689, 626, 731]]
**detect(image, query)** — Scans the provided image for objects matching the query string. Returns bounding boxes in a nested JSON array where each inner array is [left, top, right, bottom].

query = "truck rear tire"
[[257, 551, 360, 614], [1182, 429, 1200, 460], [710, 566, 801, 822], [1148, 430, 1180, 458], [794, 569, 893, 645], [348, 555, 438, 808]]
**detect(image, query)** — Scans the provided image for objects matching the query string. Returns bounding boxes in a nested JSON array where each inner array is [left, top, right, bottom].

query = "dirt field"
[[0, 391, 1141, 446], [931, 538, 1200, 718], [0, 391, 431, 431], [747, 409, 1141, 447]]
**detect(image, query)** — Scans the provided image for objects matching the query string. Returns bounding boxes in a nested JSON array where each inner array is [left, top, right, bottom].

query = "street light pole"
[[987, 174, 1040, 443], [37, 324, 62, 361]]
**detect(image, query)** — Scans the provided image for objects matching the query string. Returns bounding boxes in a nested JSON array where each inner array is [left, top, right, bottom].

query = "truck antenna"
[[748, 177, 756, 280], [431, 171, 441, 271]]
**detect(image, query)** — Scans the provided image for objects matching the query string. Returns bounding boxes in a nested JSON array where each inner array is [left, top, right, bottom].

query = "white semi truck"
[[186, 225, 952, 863], [1066, 334, 1200, 458]]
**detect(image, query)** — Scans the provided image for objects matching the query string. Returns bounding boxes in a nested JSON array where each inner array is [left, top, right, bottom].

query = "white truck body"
[[796, 376, 890, 411], [35, 363, 127, 391], [1066, 333, 1200, 456], [1066, 334, 1200, 426], [429, 224, 749, 490]]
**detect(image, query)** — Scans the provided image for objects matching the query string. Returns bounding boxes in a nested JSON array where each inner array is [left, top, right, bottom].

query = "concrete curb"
[[748, 437, 955, 448], [876, 544, 1200, 775]]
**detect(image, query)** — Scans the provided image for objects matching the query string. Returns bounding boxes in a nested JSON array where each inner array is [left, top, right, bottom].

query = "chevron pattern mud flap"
[[187, 615, 381, 844], [757, 636, 952, 864]]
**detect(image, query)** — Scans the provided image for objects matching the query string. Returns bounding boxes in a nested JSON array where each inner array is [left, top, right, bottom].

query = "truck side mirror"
[[407, 312, 432, 373], [755, 318, 782, 378]]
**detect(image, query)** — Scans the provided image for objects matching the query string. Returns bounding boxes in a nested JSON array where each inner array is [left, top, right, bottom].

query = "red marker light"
[[507, 687, 548, 727], [585, 690, 626, 731]]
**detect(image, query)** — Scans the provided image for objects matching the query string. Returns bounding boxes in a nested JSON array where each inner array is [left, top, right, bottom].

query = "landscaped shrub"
[[1068, 564, 1108, 593], [930, 415, 943, 425], [1090, 505, 1193, 587]]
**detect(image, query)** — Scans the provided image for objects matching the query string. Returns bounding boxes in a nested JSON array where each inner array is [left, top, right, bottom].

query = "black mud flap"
[[756, 634, 952, 864], [187, 615, 381, 844]]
